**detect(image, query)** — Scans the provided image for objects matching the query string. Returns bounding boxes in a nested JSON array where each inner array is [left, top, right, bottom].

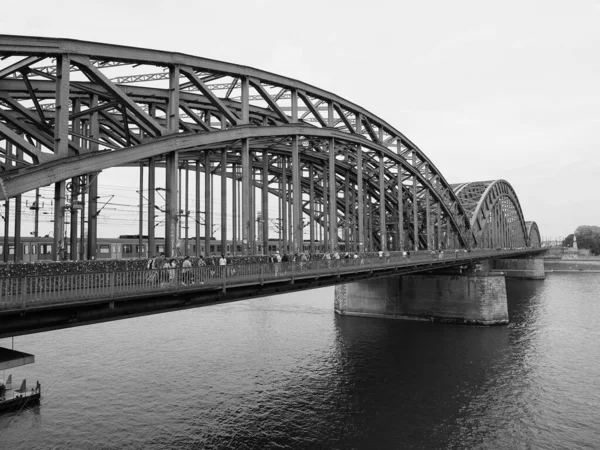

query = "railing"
[[0, 249, 536, 312]]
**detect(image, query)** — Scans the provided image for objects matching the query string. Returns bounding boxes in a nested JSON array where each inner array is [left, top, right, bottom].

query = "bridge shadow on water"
[[327, 279, 545, 449]]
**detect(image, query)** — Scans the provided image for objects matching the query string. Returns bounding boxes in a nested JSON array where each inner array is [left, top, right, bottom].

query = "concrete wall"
[[335, 271, 509, 325], [334, 276, 400, 317], [492, 258, 545, 279], [544, 259, 600, 272]]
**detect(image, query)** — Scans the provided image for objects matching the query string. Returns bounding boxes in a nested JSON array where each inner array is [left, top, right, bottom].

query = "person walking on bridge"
[[218, 254, 227, 277], [324, 252, 331, 268], [146, 255, 159, 286], [167, 259, 177, 285], [197, 255, 206, 284], [154, 253, 167, 284], [182, 256, 192, 285], [273, 250, 282, 275], [281, 253, 290, 273], [299, 252, 308, 271]]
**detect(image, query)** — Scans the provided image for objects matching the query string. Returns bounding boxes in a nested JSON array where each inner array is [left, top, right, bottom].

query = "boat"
[[0, 379, 41, 412], [0, 347, 41, 413]]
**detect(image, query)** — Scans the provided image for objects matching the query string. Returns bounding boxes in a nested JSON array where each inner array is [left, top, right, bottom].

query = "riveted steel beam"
[[70, 55, 166, 137], [298, 91, 327, 127], [249, 78, 290, 124], [0, 56, 43, 79], [0, 121, 50, 163], [181, 66, 240, 127]]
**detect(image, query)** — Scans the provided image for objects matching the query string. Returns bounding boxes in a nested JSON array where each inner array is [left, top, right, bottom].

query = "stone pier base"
[[483, 258, 545, 279], [335, 271, 508, 325]]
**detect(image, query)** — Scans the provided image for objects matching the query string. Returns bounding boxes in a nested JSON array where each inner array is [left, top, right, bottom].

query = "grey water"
[[1, 273, 599, 449]]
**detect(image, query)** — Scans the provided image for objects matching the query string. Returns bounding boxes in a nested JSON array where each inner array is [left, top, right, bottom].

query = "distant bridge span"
[[0, 35, 540, 259]]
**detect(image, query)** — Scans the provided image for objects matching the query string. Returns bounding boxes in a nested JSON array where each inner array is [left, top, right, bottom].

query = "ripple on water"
[[0, 278, 599, 449]]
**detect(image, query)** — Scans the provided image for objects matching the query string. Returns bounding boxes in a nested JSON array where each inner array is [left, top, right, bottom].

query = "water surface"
[[1, 273, 598, 449]]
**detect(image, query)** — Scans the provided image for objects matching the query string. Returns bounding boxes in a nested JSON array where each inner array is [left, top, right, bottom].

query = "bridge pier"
[[480, 258, 545, 280], [335, 270, 509, 325]]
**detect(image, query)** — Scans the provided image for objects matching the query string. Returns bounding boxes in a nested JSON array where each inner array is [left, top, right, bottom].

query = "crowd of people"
[[146, 252, 234, 286], [147, 253, 197, 286], [143, 247, 465, 287]]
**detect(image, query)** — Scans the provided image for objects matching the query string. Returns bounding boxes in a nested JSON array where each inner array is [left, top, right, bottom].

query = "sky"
[[1, 0, 599, 242]]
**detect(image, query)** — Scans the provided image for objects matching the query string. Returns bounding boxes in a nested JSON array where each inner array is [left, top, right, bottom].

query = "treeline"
[[562, 225, 600, 255]]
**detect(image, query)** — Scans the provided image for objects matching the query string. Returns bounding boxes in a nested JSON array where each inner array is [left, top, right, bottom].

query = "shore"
[[543, 258, 600, 273]]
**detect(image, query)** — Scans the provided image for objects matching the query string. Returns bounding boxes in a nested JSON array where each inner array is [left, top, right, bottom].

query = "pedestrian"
[[155, 253, 167, 283], [333, 251, 341, 268], [281, 253, 290, 273], [273, 250, 282, 275], [146, 255, 158, 285], [219, 254, 227, 277], [378, 249, 384, 258], [197, 255, 206, 284], [182, 255, 192, 285], [299, 252, 308, 270], [226, 253, 236, 276], [167, 258, 177, 284]]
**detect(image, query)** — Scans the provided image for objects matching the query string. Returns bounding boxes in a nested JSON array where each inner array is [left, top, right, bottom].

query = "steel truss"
[[452, 180, 540, 248], [0, 36, 539, 259]]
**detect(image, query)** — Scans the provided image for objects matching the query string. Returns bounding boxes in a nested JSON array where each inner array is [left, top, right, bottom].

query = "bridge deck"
[[0, 249, 544, 337]]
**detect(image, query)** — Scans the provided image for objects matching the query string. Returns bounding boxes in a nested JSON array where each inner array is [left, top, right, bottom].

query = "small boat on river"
[[0, 378, 41, 412], [0, 346, 40, 413]]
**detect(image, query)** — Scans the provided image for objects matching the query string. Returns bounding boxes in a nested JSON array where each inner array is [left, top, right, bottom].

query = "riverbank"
[[544, 258, 600, 273]]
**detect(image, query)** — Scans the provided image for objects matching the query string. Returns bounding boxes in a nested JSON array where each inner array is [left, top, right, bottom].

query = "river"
[[1, 272, 599, 449]]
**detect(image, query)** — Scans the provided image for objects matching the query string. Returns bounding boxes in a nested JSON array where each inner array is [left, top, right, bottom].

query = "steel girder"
[[452, 180, 530, 248], [0, 35, 534, 254], [526, 221, 541, 248], [0, 126, 469, 248]]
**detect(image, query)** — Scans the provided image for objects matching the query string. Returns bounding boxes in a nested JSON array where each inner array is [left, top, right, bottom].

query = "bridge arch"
[[452, 180, 529, 248], [0, 36, 537, 258], [526, 221, 542, 248]]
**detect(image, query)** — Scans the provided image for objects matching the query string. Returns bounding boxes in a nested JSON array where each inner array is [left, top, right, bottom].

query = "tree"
[[576, 225, 600, 235], [562, 234, 574, 247], [563, 226, 600, 255]]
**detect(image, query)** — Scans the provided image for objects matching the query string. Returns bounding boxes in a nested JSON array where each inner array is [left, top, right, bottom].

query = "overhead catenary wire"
[[3, 172, 301, 240]]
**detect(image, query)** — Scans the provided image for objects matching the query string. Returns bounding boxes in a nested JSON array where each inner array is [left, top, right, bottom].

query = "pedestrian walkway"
[[0, 249, 538, 314]]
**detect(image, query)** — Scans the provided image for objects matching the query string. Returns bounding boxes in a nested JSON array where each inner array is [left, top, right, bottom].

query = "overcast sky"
[[2, 0, 599, 241]]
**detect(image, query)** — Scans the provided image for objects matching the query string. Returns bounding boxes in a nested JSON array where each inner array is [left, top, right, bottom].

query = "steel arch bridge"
[[0, 36, 540, 260]]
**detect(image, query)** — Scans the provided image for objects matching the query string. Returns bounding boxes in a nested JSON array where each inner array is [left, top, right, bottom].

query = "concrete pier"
[[481, 258, 545, 279], [335, 271, 509, 325]]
